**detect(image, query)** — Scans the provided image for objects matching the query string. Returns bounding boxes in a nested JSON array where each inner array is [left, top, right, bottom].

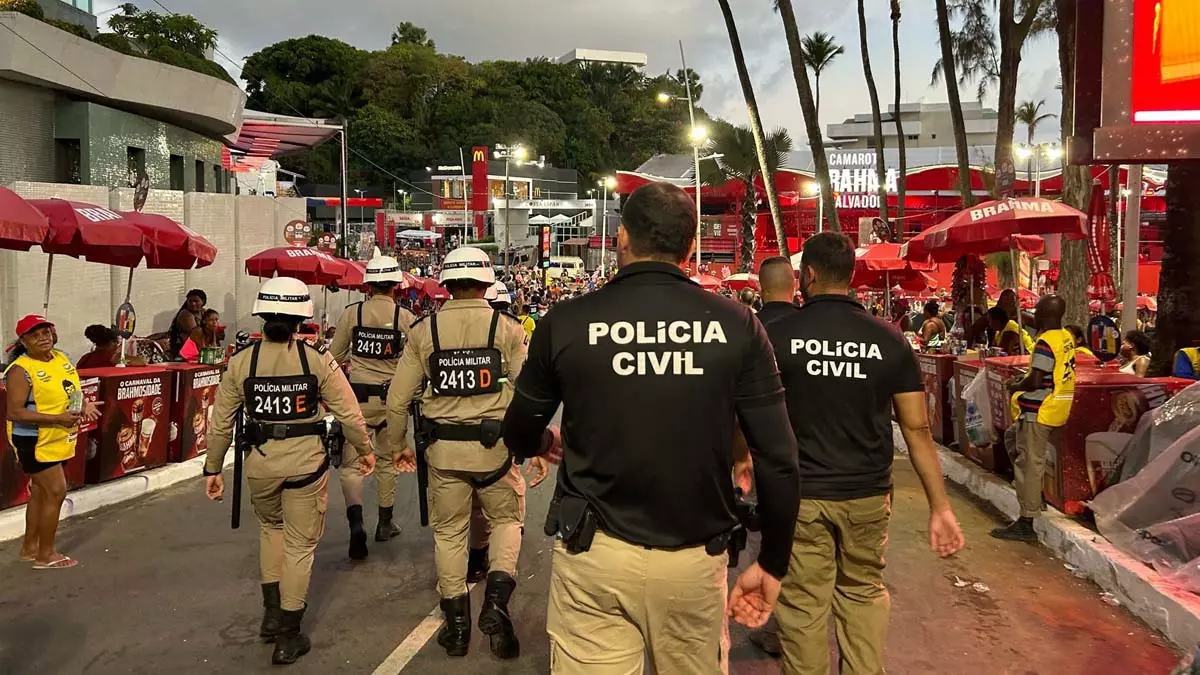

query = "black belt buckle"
[[480, 419, 502, 448], [271, 425, 288, 441]]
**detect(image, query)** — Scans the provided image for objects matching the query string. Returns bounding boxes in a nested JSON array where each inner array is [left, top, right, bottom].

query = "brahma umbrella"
[[689, 274, 721, 291], [905, 197, 1085, 262], [723, 273, 760, 292], [122, 211, 216, 270], [245, 247, 350, 286], [0, 186, 49, 251]]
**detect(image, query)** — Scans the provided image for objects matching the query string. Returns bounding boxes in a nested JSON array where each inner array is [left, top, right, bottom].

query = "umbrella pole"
[[885, 271, 891, 319], [1010, 247, 1025, 356], [42, 253, 54, 314], [125, 268, 134, 303]]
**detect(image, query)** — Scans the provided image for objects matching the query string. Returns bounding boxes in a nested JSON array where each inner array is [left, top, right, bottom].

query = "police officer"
[[501, 182, 801, 674], [330, 254, 417, 559], [204, 278, 376, 666], [756, 255, 801, 326], [763, 232, 964, 675], [385, 247, 549, 660]]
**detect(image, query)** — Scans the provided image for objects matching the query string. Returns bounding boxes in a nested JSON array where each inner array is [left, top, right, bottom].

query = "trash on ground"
[[1100, 592, 1121, 606], [971, 582, 990, 593]]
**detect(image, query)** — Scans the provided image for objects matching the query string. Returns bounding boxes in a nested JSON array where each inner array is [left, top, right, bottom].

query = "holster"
[[411, 402, 432, 527], [545, 485, 600, 554], [324, 420, 345, 468]]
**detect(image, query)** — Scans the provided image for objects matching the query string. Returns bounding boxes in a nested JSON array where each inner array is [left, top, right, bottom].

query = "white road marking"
[[371, 583, 475, 674]]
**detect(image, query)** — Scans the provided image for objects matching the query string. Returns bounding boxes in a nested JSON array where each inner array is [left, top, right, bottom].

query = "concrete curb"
[[0, 453, 232, 544], [929, 437, 1200, 650]]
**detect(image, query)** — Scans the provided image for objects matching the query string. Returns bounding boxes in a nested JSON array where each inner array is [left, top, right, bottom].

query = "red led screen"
[[1131, 0, 1200, 124]]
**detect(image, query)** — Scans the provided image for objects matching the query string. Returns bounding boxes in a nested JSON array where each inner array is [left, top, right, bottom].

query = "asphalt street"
[[0, 455, 1180, 675]]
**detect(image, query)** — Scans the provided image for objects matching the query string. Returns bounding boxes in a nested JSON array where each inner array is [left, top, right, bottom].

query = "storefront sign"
[[827, 152, 900, 210], [494, 199, 598, 210], [540, 226, 552, 269], [440, 198, 467, 211], [316, 232, 337, 253], [471, 146, 490, 212], [283, 220, 313, 247]]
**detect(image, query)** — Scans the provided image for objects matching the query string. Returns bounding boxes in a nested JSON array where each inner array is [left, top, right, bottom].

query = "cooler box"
[[79, 366, 172, 484], [164, 364, 224, 462], [917, 353, 956, 444], [1050, 372, 1193, 514], [984, 355, 1030, 433]]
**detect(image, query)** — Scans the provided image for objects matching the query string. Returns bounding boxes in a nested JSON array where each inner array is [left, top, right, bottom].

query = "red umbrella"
[[903, 230, 1046, 263], [856, 243, 934, 272], [903, 198, 1082, 263], [1117, 296, 1158, 312], [29, 199, 147, 266], [415, 277, 450, 301], [245, 247, 349, 285], [855, 268, 933, 291], [722, 273, 760, 292], [121, 211, 216, 269], [337, 260, 367, 291], [0, 186, 49, 251], [689, 274, 721, 290]]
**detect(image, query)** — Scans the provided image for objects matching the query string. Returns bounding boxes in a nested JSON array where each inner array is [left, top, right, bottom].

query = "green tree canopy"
[[242, 26, 712, 192], [108, 3, 217, 57]]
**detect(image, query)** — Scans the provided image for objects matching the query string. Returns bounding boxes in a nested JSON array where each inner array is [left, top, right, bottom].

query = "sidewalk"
[[0, 453, 230, 543], [894, 426, 1200, 651]]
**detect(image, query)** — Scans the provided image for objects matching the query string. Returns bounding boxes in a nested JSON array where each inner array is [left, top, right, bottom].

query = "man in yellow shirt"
[[987, 307, 1035, 354], [514, 303, 536, 342], [993, 295, 1076, 542]]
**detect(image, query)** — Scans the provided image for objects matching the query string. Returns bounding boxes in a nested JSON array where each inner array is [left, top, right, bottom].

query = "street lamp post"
[[494, 144, 529, 269], [804, 181, 823, 234], [658, 40, 704, 272], [598, 176, 616, 277], [1014, 142, 1063, 198], [396, 189, 407, 213], [353, 188, 365, 229]]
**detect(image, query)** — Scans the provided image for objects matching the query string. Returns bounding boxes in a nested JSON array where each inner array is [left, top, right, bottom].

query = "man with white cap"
[[386, 247, 551, 660], [331, 254, 417, 558], [204, 277, 375, 665], [485, 280, 512, 312]]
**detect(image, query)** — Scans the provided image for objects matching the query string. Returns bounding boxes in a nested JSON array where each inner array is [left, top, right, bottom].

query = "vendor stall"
[[163, 363, 224, 463], [916, 352, 957, 444], [79, 366, 172, 484], [952, 354, 1013, 475]]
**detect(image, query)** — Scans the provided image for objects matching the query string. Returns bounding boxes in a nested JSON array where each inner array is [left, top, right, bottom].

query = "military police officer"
[[204, 277, 376, 666], [330, 254, 417, 559], [386, 247, 549, 660], [501, 182, 801, 674]]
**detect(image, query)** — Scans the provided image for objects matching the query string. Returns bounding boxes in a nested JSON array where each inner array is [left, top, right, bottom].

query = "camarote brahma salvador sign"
[[826, 152, 900, 210]]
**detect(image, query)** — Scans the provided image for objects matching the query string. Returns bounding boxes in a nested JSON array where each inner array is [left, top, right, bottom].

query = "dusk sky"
[[93, 0, 1065, 145]]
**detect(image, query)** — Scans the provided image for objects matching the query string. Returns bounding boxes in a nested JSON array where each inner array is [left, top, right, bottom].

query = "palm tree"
[[1055, 0, 1090, 328], [935, 0, 975, 207], [718, 0, 789, 256], [706, 123, 793, 271], [800, 31, 845, 120], [857, 0, 889, 226], [994, 0, 1052, 198], [1015, 98, 1056, 195], [891, 0, 908, 230], [776, 0, 841, 231]]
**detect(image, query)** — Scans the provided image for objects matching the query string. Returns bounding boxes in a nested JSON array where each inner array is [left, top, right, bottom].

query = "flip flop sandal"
[[32, 556, 77, 570]]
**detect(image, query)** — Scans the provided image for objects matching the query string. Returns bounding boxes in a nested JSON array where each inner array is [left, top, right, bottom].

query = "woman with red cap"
[[4, 315, 101, 569]]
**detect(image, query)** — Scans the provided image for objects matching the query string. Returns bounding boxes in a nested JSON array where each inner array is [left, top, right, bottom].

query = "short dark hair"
[[1124, 330, 1152, 355], [85, 324, 117, 347], [924, 300, 940, 317], [987, 306, 1009, 322], [1065, 324, 1087, 346], [620, 183, 696, 263], [800, 232, 855, 285], [186, 289, 207, 304]]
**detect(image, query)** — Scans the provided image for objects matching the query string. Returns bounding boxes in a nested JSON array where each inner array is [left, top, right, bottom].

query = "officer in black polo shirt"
[[756, 255, 800, 326], [502, 182, 800, 675], [765, 232, 965, 675]]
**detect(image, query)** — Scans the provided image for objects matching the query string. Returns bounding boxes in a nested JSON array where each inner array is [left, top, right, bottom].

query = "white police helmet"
[[485, 281, 511, 303], [364, 255, 404, 285], [252, 277, 314, 319], [439, 246, 495, 286]]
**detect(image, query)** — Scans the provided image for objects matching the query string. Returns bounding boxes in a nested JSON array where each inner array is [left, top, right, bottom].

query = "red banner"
[[1085, 182, 1116, 300], [471, 146, 489, 212]]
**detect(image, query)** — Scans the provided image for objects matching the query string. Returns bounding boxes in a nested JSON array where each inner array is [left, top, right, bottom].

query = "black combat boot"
[[259, 582, 283, 642], [466, 546, 489, 584], [990, 516, 1037, 542], [478, 571, 520, 660], [436, 594, 471, 657], [270, 606, 312, 665], [375, 506, 401, 542], [347, 505, 368, 561]]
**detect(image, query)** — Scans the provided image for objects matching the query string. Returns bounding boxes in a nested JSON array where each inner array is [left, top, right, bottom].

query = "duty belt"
[[248, 420, 327, 443], [351, 381, 390, 402], [432, 423, 498, 443]]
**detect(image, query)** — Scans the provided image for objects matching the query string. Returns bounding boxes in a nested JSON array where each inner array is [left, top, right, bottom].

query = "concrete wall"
[[0, 183, 356, 361], [34, 0, 97, 34], [55, 101, 228, 192], [0, 81, 57, 185]]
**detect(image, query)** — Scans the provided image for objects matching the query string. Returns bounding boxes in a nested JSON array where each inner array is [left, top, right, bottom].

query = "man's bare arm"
[[893, 392, 951, 512]]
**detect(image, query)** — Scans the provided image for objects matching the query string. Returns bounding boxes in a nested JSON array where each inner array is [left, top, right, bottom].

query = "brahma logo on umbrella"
[[969, 199, 1058, 221], [75, 207, 122, 223]]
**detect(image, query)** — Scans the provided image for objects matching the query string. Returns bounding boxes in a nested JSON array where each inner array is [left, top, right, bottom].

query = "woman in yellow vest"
[[987, 307, 1036, 354], [4, 315, 100, 569]]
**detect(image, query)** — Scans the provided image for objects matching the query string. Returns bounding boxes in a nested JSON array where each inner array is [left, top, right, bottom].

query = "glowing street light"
[[1015, 142, 1063, 197], [689, 125, 709, 145], [657, 92, 673, 104], [494, 143, 536, 268], [597, 176, 618, 277]]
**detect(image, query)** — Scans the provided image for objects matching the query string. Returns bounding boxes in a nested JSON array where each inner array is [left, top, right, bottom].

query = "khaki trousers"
[[429, 463, 525, 598], [1011, 418, 1056, 518], [467, 463, 525, 549], [337, 399, 398, 508], [547, 531, 729, 675], [248, 471, 329, 611], [776, 495, 891, 675]]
